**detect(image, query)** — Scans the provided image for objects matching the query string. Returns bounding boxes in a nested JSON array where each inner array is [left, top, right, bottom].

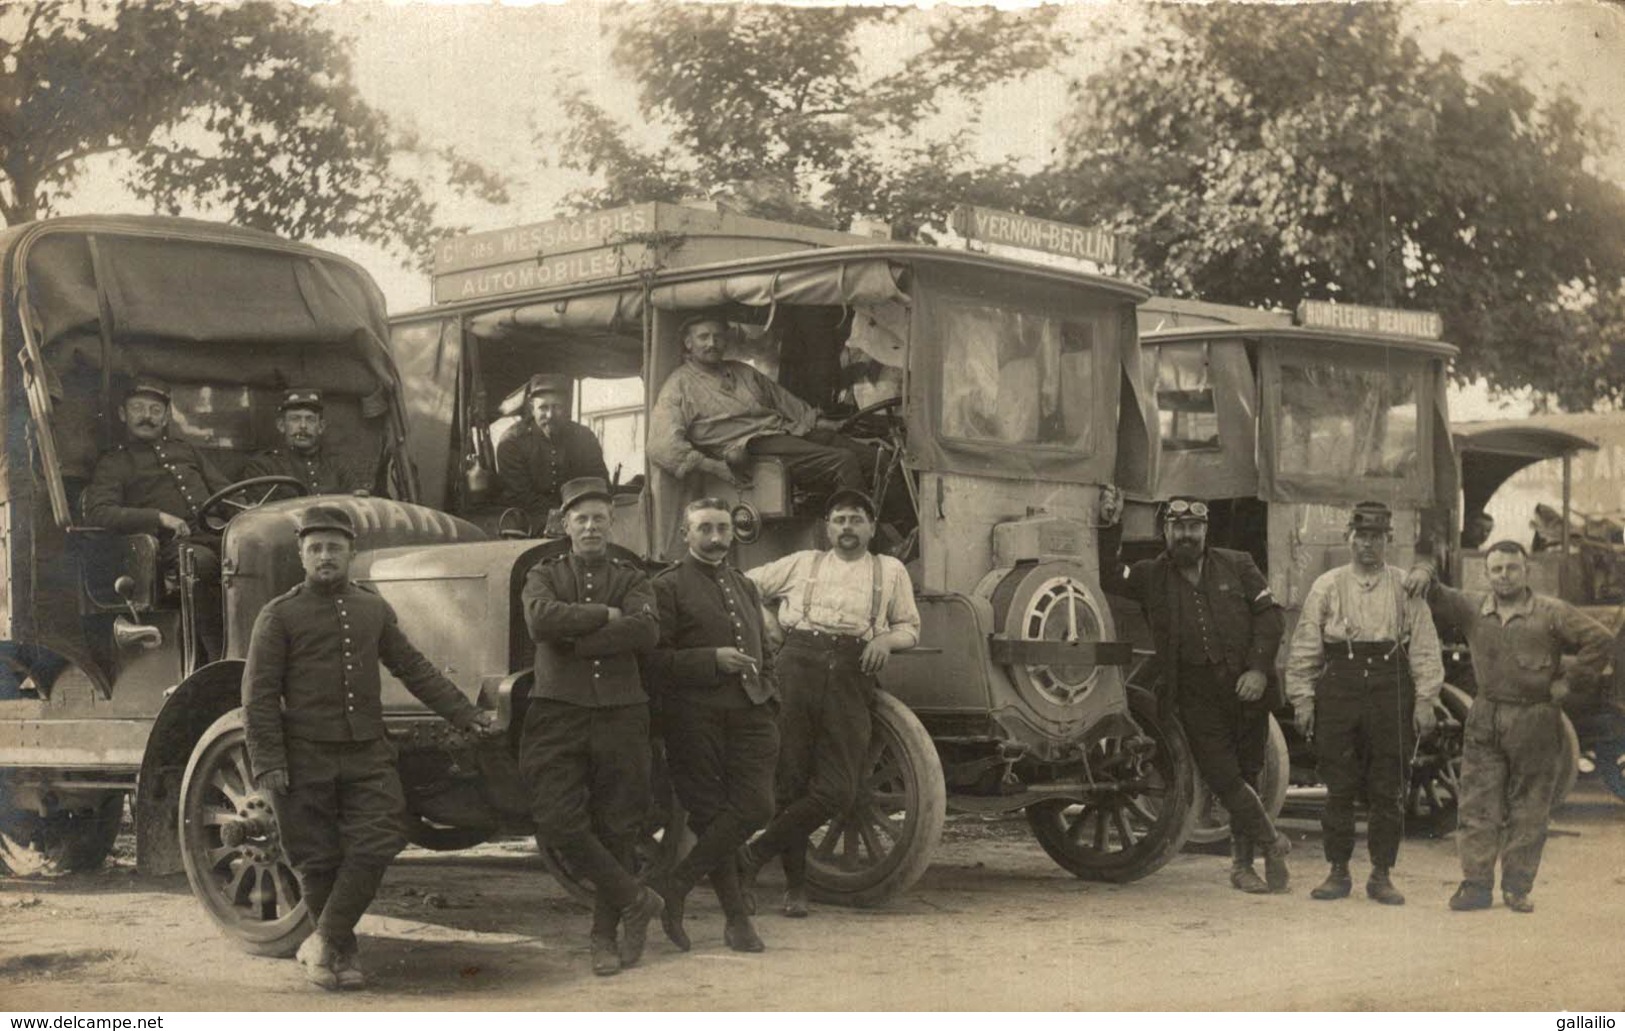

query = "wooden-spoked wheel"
[[1184, 713, 1290, 848], [1407, 683, 1473, 828], [180, 709, 312, 957], [1025, 688, 1195, 883], [805, 691, 947, 907]]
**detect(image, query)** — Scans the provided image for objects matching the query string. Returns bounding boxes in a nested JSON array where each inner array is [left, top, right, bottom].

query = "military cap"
[[824, 487, 876, 521], [278, 388, 324, 413], [1162, 494, 1211, 524], [676, 311, 732, 340], [125, 378, 171, 404], [559, 476, 613, 514], [523, 373, 573, 399], [295, 504, 356, 539], [1348, 500, 1394, 533]]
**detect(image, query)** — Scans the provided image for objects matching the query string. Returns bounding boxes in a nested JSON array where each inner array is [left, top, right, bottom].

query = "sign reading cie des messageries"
[[431, 207, 658, 304]]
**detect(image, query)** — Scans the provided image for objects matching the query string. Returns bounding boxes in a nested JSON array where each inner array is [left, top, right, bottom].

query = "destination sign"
[[952, 204, 1120, 266], [433, 244, 655, 304], [434, 205, 656, 276], [1295, 300, 1444, 340]]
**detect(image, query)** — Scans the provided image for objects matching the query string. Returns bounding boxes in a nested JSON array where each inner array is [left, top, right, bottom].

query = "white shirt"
[[747, 549, 921, 646]]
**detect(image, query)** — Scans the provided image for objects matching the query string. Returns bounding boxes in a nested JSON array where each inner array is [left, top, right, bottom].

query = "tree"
[[548, 3, 1063, 239], [1050, 3, 1625, 409], [0, 1, 506, 263]]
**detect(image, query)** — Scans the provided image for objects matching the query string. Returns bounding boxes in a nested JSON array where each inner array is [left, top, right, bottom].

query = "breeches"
[[520, 699, 651, 848], [1176, 665, 1273, 840], [661, 697, 779, 834]]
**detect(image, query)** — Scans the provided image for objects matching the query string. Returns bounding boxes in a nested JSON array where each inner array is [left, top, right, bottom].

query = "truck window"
[[941, 303, 1095, 450], [1152, 343, 1219, 452], [1277, 358, 1418, 480], [580, 376, 646, 482]]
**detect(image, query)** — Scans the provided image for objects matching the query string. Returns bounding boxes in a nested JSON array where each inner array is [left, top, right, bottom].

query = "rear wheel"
[[805, 691, 946, 907], [180, 710, 311, 957], [1184, 714, 1289, 848], [0, 787, 124, 877], [1026, 689, 1194, 882], [1408, 683, 1473, 827]]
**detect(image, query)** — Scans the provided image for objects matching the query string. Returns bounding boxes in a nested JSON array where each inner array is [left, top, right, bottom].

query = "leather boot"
[[1260, 832, 1292, 893], [1310, 861, 1352, 900], [295, 932, 340, 991], [735, 842, 762, 917], [646, 871, 691, 952], [617, 886, 665, 967], [1366, 866, 1405, 905], [1228, 837, 1269, 894]]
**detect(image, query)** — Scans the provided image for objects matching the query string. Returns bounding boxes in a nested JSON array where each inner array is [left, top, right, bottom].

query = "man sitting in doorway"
[[649, 314, 874, 499], [497, 374, 609, 536]]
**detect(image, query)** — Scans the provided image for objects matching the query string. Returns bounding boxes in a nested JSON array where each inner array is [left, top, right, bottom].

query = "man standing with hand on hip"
[[739, 488, 920, 917], [1407, 540, 1611, 913], [645, 498, 779, 953], [1285, 501, 1444, 905], [242, 505, 497, 990]]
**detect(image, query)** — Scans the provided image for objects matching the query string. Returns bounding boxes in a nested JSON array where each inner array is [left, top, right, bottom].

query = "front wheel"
[[180, 710, 311, 957], [805, 691, 947, 907], [1184, 713, 1289, 847], [1026, 689, 1195, 883]]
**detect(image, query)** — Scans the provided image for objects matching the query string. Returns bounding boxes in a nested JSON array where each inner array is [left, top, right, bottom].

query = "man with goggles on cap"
[[1285, 500, 1443, 905], [1106, 495, 1292, 893], [243, 389, 366, 496]]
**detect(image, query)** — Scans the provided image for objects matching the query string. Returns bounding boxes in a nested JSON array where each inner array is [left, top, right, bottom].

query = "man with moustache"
[[1285, 501, 1444, 905], [1406, 541, 1611, 913], [242, 505, 497, 990], [84, 378, 233, 660], [649, 314, 873, 494], [496, 374, 608, 534], [1106, 496, 1293, 893], [243, 389, 365, 496], [738, 488, 920, 916], [644, 498, 777, 953], [519, 476, 664, 976]]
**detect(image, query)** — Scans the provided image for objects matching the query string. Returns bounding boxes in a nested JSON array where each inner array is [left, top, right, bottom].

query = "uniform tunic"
[[1427, 583, 1611, 893], [1285, 564, 1445, 868], [83, 438, 232, 533], [495, 421, 609, 531], [242, 446, 364, 496]]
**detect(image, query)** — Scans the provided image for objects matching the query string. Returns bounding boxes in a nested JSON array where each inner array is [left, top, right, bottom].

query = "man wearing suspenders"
[[1285, 501, 1444, 905], [739, 488, 921, 917]]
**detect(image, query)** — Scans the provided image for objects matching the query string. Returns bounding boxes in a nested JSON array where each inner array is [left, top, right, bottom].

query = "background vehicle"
[[1130, 297, 1469, 841], [389, 201, 1196, 906]]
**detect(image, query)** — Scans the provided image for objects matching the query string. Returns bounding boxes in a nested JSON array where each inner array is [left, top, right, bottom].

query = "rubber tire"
[[180, 709, 313, 957], [0, 789, 124, 877], [1552, 711, 1581, 807], [403, 815, 492, 852], [1184, 713, 1289, 849], [1026, 687, 1195, 883], [805, 691, 947, 907]]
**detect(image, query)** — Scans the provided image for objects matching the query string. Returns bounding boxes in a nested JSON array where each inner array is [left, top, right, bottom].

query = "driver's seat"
[[695, 457, 791, 518]]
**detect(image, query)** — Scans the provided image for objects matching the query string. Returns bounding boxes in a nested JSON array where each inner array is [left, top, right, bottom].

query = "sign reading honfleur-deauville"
[[1295, 299, 1444, 340]]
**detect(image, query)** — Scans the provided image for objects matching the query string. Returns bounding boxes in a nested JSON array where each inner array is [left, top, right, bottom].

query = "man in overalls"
[[1285, 501, 1443, 905], [739, 488, 920, 916]]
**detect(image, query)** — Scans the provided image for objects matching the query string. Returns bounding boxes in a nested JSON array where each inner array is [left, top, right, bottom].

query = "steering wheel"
[[198, 476, 310, 532], [834, 395, 902, 437]]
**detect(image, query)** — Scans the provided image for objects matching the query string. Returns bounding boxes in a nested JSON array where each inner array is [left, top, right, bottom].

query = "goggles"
[[1164, 499, 1209, 520]]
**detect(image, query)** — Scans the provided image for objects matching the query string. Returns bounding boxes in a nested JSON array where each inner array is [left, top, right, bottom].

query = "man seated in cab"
[[496, 373, 609, 535], [83, 378, 233, 660], [243, 389, 366, 496], [649, 314, 875, 498]]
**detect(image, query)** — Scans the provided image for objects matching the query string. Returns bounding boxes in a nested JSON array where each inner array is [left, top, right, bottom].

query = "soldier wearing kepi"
[[1285, 501, 1443, 905], [740, 488, 920, 917], [1406, 541, 1611, 913], [496, 374, 609, 534], [84, 378, 233, 660], [243, 389, 365, 496], [519, 476, 664, 976], [1106, 496, 1292, 893], [242, 505, 497, 990], [645, 498, 778, 954]]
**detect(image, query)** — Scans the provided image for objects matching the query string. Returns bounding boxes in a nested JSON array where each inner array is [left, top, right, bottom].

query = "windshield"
[[940, 302, 1097, 450], [1277, 356, 1419, 481]]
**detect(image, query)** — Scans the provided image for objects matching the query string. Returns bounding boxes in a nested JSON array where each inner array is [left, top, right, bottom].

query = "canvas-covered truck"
[[388, 201, 1196, 905]]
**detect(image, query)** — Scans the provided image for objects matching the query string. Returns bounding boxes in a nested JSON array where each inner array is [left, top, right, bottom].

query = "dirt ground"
[[2, 784, 1622, 1012]]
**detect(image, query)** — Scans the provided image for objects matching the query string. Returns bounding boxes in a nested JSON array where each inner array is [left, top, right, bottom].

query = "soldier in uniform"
[[519, 476, 664, 976], [1285, 501, 1444, 905], [645, 498, 778, 954], [496, 374, 609, 534], [242, 505, 497, 989], [243, 389, 365, 496], [1105, 496, 1292, 893], [83, 378, 233, 660], [1407, 541, 1611, 913], [739, 488, 920, 917]]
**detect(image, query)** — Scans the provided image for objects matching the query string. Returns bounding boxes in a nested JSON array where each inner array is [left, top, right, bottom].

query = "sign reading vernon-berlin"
[[952, 205, 1120, 266], [1295, 300, 1444, 340]]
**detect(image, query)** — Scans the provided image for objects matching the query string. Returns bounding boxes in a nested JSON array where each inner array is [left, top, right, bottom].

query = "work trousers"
[[520, 699, 651, 927], [661, 697, 780, 916], [269, 737, 407, 953], [1176, 662, 1276, 842], [746, 429, 874, 495], [751, 632, 874, 889], [1315, 647, 1416, 869], [1458, 698, 1564, 894]]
